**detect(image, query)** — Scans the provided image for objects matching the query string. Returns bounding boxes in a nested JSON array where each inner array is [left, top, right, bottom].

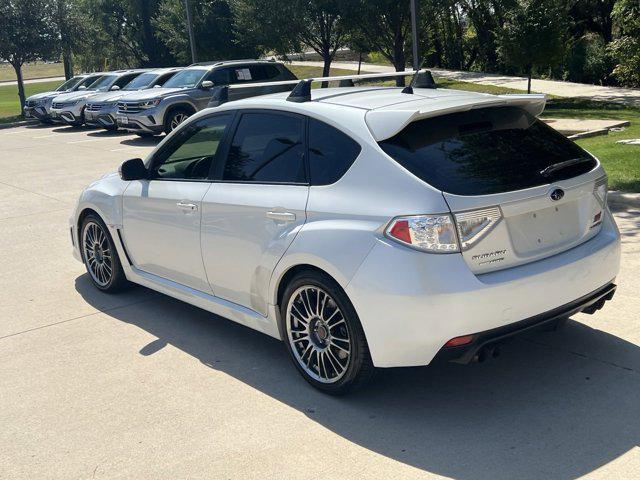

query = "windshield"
[[162, 69, 207, 88], [379, 106, 596, 196], [123, 72, 158, 90], [87, 75, 117, 91], [76, 75, 102, 89], [55, 76, 83, 92]]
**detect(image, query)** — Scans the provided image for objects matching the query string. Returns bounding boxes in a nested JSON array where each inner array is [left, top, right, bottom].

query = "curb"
[[0, 119, 39, 130]]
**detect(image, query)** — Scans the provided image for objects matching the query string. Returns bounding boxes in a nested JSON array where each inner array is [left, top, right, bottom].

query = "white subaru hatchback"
[[71, 76, 620, 394]]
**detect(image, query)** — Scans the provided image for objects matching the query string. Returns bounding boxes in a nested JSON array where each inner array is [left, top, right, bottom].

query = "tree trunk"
[[393, 41, 406, 87], [321, 51, 331, 88], [63, 48, 73, 79], [357, 52, 362, 75], [13, 63, 26, 114], [527, 69, 532, 94]]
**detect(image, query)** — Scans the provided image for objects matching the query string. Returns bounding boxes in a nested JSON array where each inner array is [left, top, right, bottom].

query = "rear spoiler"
[[210, 69, 437, 104], [365, 94, 547, 141]]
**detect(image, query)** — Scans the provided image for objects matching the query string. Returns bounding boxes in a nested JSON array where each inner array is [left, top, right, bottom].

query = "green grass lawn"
[[0, 62, 65, 82], [541, 99, 640, 192], [0, 80, 63, 122]]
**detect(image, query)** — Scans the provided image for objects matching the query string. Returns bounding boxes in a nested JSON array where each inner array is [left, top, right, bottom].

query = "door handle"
[[177, 201, 198, 211], [266, 211, 296, 222]]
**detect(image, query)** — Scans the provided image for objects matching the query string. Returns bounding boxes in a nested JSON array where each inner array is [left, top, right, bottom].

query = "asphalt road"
[[1, 123, 639, 480]]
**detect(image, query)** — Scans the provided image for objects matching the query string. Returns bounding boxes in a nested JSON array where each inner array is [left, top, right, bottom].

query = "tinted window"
[[115, 73, 141, 88], [211, 68, 231, 85], [88, 75, 117, 90], [56, 76, 83, 92], [123, 72, 158, 90], [223, 113, 305, 183], [77, 75, 102, 89], [308, 119, 361, 185], [379, 106, 596, 196], [152, 114, 231, 180]]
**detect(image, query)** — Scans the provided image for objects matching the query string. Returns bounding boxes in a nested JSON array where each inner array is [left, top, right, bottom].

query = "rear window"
[[378, 106, 596, 195]]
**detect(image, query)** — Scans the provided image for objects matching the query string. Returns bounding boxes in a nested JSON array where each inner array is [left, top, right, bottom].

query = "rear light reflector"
[[594, 175, 608, 208], [454, 207, 502, 251], [385, 214, 459, 253], [444, 335, 475, 347]]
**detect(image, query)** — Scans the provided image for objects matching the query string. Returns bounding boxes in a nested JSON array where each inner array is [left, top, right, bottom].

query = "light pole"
[[184, 0, 197, 64], [410, 0, 419, 70]]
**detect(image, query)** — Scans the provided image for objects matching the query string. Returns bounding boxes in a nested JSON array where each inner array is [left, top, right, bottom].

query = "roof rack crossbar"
[[222, 69, 436, 103]]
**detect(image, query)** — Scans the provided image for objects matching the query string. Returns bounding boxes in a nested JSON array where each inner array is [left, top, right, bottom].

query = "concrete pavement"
[[0, 123, 639, 479], [290, 61, 640, 106]]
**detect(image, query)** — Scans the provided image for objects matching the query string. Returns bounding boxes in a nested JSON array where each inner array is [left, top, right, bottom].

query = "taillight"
[[594, 175, 608, 208], [385, 214, 459, 253], [444, 334, 475, 347], [454, 207, 502, 251]]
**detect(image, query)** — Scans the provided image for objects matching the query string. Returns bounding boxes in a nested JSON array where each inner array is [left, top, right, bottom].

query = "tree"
[[52, 0, 87, 79], [236, 0, 351, 83], [154, 0, 260, 65], [76, 0, 173, 71], [0, 0, 58, 111], [351, 0, 412, 85], [498, 0, 568, 93], [608, 0, 640, 87]]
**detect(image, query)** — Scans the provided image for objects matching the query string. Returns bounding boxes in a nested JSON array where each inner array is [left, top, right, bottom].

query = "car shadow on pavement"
[[119, 136, 162, 147], [75, 274, 640, 480], [51, 125, 102, 133]]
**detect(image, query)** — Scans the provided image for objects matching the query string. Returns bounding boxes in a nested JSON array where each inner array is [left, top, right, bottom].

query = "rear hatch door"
[[378, 105, 606, 274]]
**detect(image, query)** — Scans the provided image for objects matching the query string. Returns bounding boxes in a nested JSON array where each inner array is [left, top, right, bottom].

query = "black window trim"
[[212, 108, 310, 186], [145, 111, 236, 183]]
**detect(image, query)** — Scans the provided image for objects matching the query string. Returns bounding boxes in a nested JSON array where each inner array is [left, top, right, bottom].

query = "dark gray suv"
[[115, 60, 297, 136]]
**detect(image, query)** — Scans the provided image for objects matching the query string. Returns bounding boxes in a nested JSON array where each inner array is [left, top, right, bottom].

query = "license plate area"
[[117, 115, 128, 125], [507, 201, 582, 256]]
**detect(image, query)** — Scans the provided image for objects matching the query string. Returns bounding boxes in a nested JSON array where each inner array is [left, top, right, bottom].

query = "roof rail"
[[215, 69, 437, 105]]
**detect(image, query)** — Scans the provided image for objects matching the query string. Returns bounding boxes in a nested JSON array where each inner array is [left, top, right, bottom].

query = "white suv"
[[70, 80, 620, 394]]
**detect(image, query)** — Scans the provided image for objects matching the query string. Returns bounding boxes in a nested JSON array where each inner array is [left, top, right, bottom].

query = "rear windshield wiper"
[[540, 157, 592, 177]]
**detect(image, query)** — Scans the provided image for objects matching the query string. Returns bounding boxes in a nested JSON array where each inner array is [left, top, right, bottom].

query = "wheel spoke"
[[286, 285, 352, 384]]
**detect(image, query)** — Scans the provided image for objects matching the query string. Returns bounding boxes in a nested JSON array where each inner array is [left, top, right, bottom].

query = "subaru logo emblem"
[[550, 188, 564, 201]]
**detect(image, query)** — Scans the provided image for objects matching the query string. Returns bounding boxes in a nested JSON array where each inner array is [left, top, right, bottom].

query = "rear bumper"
[[434, 282, 616, 364], [346, 209, 621, 368]]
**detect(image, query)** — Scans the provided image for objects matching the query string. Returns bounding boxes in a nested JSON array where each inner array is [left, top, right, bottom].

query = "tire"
[[80, 213, 129, 293], [280, 271, 375, 395], [164, 107, 192, 134]]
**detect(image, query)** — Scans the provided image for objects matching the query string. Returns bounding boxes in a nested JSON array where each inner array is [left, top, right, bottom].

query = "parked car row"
[[24, 60, 297, 136]]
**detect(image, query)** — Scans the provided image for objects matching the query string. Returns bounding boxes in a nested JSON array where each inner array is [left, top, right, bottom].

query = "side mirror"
[[119, 158, 147, 181], [201, 80, 214, 89], [153, 84, 161, 88], [78, 85, 87, 90], [110, 85, 121, 91]]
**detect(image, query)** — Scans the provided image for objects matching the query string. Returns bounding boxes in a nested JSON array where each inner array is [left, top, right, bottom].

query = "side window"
[[115, 74, 138, 88], [151, 114, 232, 180], [211, 68, 231, 85], [223, 112, 305, 183], [262, 65, 281, 79], [308, 119, 362, 185]]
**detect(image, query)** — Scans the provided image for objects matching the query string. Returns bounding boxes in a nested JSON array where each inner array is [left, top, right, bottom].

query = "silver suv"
[[51, 70, 147, 127], [85, 68, 183, 131], [24, 73, 104, 124], [115, 60, 296, 136]]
